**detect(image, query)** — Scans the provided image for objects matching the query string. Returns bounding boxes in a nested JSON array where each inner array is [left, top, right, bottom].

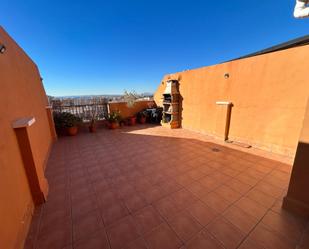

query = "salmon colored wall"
[[108, 100, 155, 118], [283, 98, 309, 217], [0, 27, 53, 249], [154, 45, 309, 157]]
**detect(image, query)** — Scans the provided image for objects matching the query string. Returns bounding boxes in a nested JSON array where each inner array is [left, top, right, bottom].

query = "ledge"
[[216, 101, 232, 105], [12, 117, 36, 129]]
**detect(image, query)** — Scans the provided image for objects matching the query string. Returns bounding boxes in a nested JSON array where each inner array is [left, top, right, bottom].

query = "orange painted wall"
[[108, 100, 155, 118], [0, 27, 53, 249], [154, 45, 309, 157]]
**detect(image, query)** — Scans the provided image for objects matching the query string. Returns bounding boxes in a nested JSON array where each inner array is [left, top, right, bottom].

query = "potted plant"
[[137, 110, 148, 124], [88, 100, 99, 133], [53, 112, 82, 136], [129, 116, 137, 126], [107, 111, 121, 129], [123, 90, 138, 108], [89, 118, 97, 133], [124, 90, 138, 125]]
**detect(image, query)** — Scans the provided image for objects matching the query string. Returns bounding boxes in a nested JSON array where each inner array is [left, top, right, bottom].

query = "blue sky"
[[2, 0, 308, 96]]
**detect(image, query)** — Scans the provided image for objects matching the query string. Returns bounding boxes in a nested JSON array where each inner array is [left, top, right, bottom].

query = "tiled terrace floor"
[[25, 125, 309, 249]]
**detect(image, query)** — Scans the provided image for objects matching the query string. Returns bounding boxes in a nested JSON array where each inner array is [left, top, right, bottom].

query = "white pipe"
[[294, 0, 309, 18]]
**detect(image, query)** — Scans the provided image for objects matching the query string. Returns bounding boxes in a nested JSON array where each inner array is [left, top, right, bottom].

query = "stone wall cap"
[[216, 101, 232, 105], [12, 117, 36, 129]]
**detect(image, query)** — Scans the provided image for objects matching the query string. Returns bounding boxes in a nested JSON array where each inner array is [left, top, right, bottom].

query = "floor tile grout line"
[[34, 126, 295, 249]]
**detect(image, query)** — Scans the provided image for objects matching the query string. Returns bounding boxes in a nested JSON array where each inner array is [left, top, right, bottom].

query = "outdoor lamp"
[[0, 44, 6, 54], [224, 73, 230, 79]]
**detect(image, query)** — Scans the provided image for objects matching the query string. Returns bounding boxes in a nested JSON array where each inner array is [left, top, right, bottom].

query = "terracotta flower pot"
[[129, 116, 136, 126], [139, 116, 146, 124], [67, 126, 78, 136], [109, 122, 118, 129]]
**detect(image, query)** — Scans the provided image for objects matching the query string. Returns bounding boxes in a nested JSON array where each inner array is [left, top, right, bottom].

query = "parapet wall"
[[0, 27, 53, 249], [154, 45, 309, 157], [108, 100, 155, 118]]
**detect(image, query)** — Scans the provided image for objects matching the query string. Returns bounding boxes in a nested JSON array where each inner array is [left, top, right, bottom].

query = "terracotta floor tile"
[[237, 237, 266, 249], [106, 216, 141, 249], [133, 178, 153, 192], [186, 169, 205, 180], [185, 230, 225, 249], [224, 179, 252, 195], [221, 167, 241, 177], [243, 168, 266, 180], [186, 200, 218, 226], [207, 161, 225, 170], [113, 184, 136, 199], [170, 189, 199, 209], [71, 194, 98, 220], [210, 171, 232, 183], [73, 210, 103, 242], [26, 126, 297, 249], [196, 165, 216, 176], [168, 210, 203, 242], [261, 210, 306, 244], [223, 205, 258, 234], [123, 238, 148, 249], [175, 174, 196, 187], [214, 185, 242, 203], [133, 206, 164, 234], [39, 213, 71, 237], [234, 197, 267, 220], [245, 188, 276, 208], [201, 192, 231, 213], [254, 181, 284, 198], [198, 176, 223, 191], [144, 223, 182, 249], [235, 173, 259, 187], [36, 225, 72, 249], [101, 201, 129, 226], [157, 180, 183, 195], [186, 181, 211, 199], [263, 175, 289, 189], [96, 190, 120, 208], [74, 229, 110, 249], [123, 193, 148, 213], [206, 217, 245, 249], [141, 186, 167, 203], [154, 196, 182, 219], [249, 223, 295, 249]]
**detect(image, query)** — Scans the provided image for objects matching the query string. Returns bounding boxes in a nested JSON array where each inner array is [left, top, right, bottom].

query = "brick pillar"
[[283, 99, 309, 217]]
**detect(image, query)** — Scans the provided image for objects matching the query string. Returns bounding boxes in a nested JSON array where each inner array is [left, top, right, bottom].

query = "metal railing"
[[51, 98, 108, 122]]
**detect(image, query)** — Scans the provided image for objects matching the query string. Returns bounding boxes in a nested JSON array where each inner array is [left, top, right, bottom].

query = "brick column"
[[283, 99, 309, 217]]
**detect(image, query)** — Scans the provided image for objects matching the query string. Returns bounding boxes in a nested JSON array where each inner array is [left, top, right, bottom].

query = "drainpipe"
[[294, 0, 309, 18]]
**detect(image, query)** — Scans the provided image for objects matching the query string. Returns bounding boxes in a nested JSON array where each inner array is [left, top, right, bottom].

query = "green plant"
[[162, 112, 167, 123], [53, 112, 82, 128], [137, 110, 148, 119], [107, 111, 121, 123], [123, 90, 138, 108], [89, 97, 101, 126]]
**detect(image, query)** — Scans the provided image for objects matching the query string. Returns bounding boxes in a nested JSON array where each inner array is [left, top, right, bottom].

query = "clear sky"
[[2, 0, 308, 96]]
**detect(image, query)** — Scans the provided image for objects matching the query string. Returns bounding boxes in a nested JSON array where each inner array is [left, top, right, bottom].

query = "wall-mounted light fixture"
[[0, 44, 6, 54], [224, 73, 230, 79]]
